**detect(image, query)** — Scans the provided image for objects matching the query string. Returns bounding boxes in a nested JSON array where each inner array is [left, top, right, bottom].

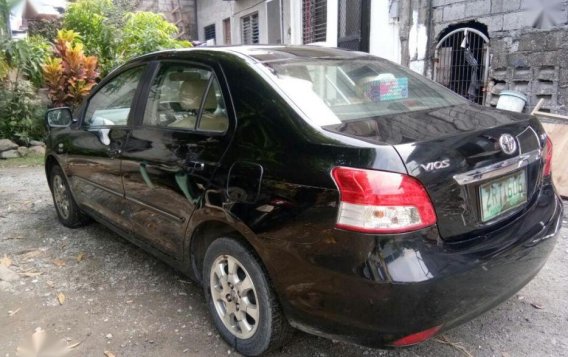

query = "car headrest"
[[169, 71, 202, 82], [179, 79, 217, 111]]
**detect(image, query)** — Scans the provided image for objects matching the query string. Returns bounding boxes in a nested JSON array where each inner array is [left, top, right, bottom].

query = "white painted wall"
[[325, 0, 338, 46], [232, 0, 269, 44], [281, 0, 293, 44], [408, 9, 428, 75], [196, 0, 428, 74], [369, 0, 401, 64], [196, 1, 233, 44], [289, 0, 303, 44], [196, 0, 270, 45]]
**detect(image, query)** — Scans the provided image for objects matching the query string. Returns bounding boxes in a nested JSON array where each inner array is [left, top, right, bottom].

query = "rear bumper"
[[264, 184, 562, 347]]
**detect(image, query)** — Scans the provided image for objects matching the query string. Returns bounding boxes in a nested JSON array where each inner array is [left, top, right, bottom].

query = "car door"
[[120, 61, 232, 260], [65, 64, 148, 231]]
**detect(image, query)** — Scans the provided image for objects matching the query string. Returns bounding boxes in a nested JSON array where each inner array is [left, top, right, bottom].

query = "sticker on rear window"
[[364, 77, 409, 102]]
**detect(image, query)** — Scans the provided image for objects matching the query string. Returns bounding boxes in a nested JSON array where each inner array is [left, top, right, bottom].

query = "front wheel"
[[49, 165, 90, 228], [203, 237, 291, 356]]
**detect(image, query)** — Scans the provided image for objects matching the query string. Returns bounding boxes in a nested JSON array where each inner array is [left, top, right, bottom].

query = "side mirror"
[[45, 107, 73, 128]]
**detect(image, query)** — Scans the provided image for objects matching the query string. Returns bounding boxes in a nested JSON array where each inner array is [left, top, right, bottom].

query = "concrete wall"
[[430, 0, 568, 113], [195, 1, 233, 44], [369, 0, 402, 63], [196, 0, 280, 45]]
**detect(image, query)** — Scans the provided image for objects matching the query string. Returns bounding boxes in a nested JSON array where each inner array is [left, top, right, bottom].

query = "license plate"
[[479, 170, 527, 222]]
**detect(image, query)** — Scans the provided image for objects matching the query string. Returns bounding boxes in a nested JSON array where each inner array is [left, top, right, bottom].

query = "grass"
[[0, 154, 45, 169]]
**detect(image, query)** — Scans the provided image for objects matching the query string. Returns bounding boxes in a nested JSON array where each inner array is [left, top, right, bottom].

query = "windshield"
[[264, 58, 467, 126]]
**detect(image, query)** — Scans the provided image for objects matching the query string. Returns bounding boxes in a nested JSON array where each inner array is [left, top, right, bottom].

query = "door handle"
[[108, 147, 122, 157], [186, 161, 205, 171], [108, 139, 123, 158]]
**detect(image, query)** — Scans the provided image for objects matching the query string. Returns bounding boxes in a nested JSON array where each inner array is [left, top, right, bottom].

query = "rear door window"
[[142, 63, 229, 132]]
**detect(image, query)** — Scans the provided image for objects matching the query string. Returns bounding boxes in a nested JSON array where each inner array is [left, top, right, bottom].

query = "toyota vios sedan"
[[44, 46, 562, 356]]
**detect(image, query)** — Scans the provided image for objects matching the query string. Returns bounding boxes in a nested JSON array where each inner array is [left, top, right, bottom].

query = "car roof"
[[132, 45, 370, 65], [225, 45, 370, 62]]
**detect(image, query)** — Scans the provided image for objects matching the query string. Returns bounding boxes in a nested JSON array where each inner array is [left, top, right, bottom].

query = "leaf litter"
[[1, 254, 12, 267], [56, 292, 66, 305], [16, 327, 81, 357], [433, 335, 473, 357]]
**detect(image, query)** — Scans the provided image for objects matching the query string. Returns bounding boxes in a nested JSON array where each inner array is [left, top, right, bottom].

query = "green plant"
[[3, 36, 51, 87], [0, 51, 9, 79], [63, 0, 118, 75], [0, 80, 46, 143], [119, 12, 191, 60], [0, 0, 15, 40], [42, 30, 99, 109], [28, 17, 63, 40], [61, 1, 190, 74]]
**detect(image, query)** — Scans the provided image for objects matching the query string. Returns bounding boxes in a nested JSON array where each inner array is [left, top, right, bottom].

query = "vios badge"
[[499, 134, 517, 155], [421, 159, 450, 172]]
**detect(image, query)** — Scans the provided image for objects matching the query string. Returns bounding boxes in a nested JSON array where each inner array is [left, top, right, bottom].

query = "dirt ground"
[[0, 166, 567, 357]]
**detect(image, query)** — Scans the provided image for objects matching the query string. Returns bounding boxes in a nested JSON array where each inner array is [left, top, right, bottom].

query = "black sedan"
[[44, 46, 562, 356]]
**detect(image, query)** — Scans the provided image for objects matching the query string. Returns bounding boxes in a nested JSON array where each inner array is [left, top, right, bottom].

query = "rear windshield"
[[263, 58, 467, 126]]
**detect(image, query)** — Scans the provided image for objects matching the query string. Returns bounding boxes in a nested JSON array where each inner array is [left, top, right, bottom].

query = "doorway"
[[434, 26, 490, 105]]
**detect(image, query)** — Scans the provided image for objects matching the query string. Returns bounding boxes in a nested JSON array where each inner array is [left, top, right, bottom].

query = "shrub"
[[119, 12, 191, 60], [0, 52, 9, 79], [0, 80, 46, 143], [42, 30, 99, 109], [63, 0, 118, 75], [28, 17, 63, 41], [3, 36, 51, 87], [63, 2, 191, 74]]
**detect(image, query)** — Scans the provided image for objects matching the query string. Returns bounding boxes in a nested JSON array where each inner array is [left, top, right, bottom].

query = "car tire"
[[203, 237, 292, 356], [49, 165, 90, 228]]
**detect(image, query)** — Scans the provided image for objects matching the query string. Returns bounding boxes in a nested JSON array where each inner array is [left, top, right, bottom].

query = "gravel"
[[1, 166, 567, 356]]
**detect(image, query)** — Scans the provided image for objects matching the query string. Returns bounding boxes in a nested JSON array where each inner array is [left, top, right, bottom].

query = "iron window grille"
[[303, 0, 327, 44], [241, 13, 259, 44], [204, 24, 216, 42]]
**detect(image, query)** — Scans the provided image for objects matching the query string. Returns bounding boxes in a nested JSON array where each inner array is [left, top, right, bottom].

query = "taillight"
[[330, 167, 437, 234], [543, 136, 553, 177]]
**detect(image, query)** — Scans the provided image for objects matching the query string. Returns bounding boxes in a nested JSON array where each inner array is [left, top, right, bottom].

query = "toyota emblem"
[[499, 134, 517, 155]]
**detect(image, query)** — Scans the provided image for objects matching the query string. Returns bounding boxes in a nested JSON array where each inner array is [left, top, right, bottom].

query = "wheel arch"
[[188, 216, 269, 286], [45, 154, 63, 189]]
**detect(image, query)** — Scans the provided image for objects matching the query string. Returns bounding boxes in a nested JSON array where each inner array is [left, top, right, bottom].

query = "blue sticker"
[[364, 77, 409, 102], [380, 78, 408, 101]]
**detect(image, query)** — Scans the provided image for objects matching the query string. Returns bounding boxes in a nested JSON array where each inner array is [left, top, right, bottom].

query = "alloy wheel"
[[53, 175, 70, 220], [209, 254, 259, 339]]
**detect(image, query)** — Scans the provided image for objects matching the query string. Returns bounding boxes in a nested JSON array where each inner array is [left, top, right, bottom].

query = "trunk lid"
[[324, 104, 546, 240]]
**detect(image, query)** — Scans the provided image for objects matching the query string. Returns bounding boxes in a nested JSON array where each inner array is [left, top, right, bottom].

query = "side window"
[[143, 63, 229, 132], [84, 66, 145, 127], [197, 78, 229, 132]]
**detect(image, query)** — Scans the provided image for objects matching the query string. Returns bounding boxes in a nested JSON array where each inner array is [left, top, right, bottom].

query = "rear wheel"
[[203, 237, 291, 356], [49, 165, 90, 228]]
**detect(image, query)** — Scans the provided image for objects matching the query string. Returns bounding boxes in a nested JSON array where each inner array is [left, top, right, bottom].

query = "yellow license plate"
[[479, 170, 527, 222]]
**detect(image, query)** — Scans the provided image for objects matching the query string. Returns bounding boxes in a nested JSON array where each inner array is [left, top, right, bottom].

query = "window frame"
[[135, 60, 232, 136], [223, 17, 231, 45], [79, 63, 149, 129], [303, 0, 327, 44], [204, 23, 216, 43], [241, 12, 259, 45]]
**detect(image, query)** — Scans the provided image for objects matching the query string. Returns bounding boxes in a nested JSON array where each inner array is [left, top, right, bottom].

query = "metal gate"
[[434, 28, 490, 105], [337, 0, 370, 52]]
